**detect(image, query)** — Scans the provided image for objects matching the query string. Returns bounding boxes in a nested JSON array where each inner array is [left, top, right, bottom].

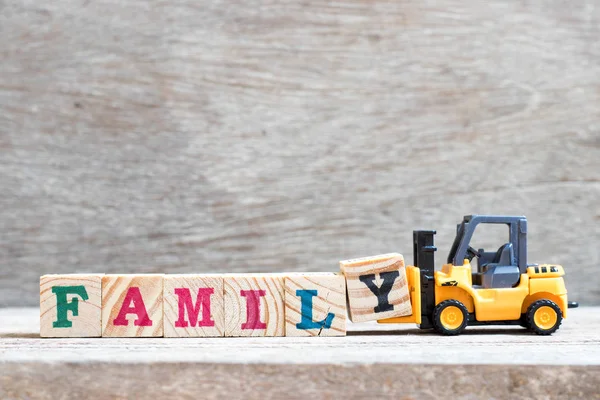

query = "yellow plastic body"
[[377, 265, 421, 324], [523, 265, 568, 318], [435, 260, 567, 321], [377, 261, 568, 326], [435, 260, 529, 321]]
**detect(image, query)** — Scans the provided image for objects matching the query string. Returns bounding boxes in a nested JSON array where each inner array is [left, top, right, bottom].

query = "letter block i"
[[40, 274, 102, 337], [284, 273, 347, 337], [224, 274, 285, 337], [163, 274, 224, 337], [102, 274, 164, 337], [340, 253, 412, 323]]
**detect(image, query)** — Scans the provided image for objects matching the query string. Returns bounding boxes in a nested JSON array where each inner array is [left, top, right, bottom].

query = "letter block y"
[[340, 253, 412, 323]]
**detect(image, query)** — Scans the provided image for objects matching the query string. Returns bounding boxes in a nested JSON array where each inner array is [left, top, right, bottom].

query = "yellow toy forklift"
[[379, 215, 577, 335]]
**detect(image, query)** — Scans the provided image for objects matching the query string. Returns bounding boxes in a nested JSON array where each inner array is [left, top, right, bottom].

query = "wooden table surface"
[[1, 307, 599, 399]]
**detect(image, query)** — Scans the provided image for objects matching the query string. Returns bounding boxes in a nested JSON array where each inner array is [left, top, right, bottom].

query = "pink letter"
[[240, 290, 267, 329], [113, 287, 152, 326], [174, 287, 215, 328]]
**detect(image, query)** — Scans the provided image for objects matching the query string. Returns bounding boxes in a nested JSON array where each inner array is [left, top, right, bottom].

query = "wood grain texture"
[[39, 274, 102, 337], [163, 274, 224, 337], [1, 0, 599, 307], [341, 253, 411, 322], [3, 364, 600, 400], [284, 273, 346, 337], [101, 274, 163, 337], [224, 274, 285, 336]]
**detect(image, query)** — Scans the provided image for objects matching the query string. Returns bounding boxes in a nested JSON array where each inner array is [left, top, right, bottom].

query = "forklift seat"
[[474, 243, 520, 288], [481, 243, 513, 269]]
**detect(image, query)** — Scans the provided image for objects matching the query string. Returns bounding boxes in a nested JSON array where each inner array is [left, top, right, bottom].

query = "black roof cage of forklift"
[[447, 215, 528, 274]]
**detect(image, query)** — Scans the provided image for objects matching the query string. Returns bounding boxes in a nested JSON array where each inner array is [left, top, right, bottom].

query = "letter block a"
[[101, 274, 164, 337], [163, 274, 224, 337], [40, 274, 103, 338], [224, 274, 285, 337]]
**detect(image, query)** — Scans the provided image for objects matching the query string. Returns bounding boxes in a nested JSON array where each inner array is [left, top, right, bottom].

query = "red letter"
[[240, 290, 266, 330], [174, 288, 215, 328], [113, 287, 152, 326]]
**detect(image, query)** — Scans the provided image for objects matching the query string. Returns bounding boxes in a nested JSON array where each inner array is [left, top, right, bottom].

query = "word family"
[[40, 254, 411, 338]]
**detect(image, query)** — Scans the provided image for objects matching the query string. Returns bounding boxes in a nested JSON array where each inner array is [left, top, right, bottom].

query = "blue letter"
[[295, 289, 335, 330]]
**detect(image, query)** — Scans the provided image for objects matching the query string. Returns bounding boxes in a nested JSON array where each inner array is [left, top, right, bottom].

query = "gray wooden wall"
[[1, 0, 599, 307]]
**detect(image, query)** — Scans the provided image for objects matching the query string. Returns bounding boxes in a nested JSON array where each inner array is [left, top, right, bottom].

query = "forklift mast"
[[413, 230, 437, 329]]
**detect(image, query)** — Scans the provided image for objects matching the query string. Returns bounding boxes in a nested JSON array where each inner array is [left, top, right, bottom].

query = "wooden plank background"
[[0, 0, 599, 306]]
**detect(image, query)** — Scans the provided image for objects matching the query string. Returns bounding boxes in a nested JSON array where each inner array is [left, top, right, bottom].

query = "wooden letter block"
[[224, 274, 284, 337], [102, 274, 163, 337], [340, 253, 411, 323], [163, 274, 224, 337], [284, 273, 346, 337], [40, 274, 102, 338]]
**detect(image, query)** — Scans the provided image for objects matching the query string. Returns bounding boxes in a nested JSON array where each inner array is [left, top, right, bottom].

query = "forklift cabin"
[[447, 215, 528, 289]]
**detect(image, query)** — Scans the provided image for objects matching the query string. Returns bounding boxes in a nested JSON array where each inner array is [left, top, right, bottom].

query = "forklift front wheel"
[[433, 300, 469, 335]]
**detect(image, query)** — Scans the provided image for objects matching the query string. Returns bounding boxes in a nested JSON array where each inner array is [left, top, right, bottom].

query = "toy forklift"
[[379, 215, 575, 335]]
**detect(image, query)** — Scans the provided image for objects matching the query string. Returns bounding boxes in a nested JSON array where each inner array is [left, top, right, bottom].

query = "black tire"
[[526, 299, 563, 335], [433, 300, 469, 335]]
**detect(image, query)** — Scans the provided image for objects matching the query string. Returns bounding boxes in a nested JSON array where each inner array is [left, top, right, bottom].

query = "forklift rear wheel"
[[433, 300, 468, 335], [526, 299, 562, 335]]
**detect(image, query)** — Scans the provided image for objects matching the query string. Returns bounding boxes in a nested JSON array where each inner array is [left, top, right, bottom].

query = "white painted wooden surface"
[[1, 307, 599, 399], [1, 0, 599, 307], [1, 307, 599, 365]]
